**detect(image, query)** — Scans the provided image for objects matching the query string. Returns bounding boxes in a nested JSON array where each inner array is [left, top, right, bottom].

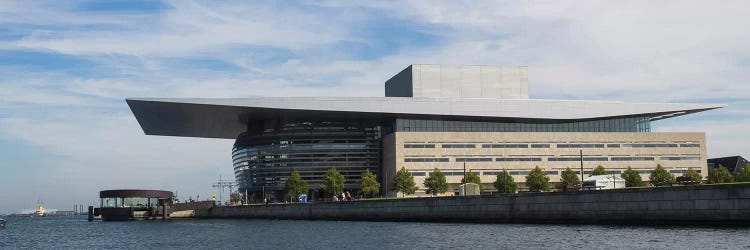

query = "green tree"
[[708, 165, 734, 184], [621, 167, 644, 187], [649, 164, 675, 187], [393, 167, 418, 197], [683, 167, 703, 184], [559, 167, 580, 191], [590, 165, 607, 176], [423, 168, 449, 196], [461, 170, 483, 191], [732, 164, 750, 182], [493, 170, 517, 193], [358, 169, 380, 196], [319, 168, 345, 196], [525, 166, 550, 192], [284, 169, 308, 201]]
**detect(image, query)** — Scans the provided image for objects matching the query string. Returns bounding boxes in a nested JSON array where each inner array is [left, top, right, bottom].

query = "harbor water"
[[1, 216, 749, 249]]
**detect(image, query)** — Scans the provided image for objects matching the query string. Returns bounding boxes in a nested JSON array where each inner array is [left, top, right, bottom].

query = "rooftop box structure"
[[385, 64, 528, 99]]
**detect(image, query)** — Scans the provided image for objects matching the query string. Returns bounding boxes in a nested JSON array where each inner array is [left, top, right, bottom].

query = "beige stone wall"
[[383, 132, 707, 193]]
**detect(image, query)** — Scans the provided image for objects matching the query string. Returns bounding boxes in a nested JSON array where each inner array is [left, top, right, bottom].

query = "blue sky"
[[1, 1, 749, 214]]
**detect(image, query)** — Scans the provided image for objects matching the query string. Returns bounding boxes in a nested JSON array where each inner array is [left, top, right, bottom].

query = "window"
[[510, 171, 531, 176], [607, 144, 620, 148], [410, 172, 426, 176], [442, 144, 476, 148], [404, 158, 449, 162], [530, 144, 550, 148], [496, 157, 542, 162], [455, 158, 493, 162], [611, 157, 655, 161], [556, 144, 605, 148], [404, 144, 435, 148], [660, 156, 701, 161], [622, 144, 678, 148], [481, 144, 528, 148], [483, 172, 500, 176], [548, 157, 608, 162], [680, 144, 701, 148], [545, 171, 558, 175]]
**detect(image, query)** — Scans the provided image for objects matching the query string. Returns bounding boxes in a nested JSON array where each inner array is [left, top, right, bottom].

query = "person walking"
[[346, 191, 352, 201]]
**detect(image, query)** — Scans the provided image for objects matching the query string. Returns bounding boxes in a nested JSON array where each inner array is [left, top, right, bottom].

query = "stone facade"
[[384, 132, 706, 195]]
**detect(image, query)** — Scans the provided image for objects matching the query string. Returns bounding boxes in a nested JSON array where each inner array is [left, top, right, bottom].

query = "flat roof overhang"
[[126, 97, 725, 139]]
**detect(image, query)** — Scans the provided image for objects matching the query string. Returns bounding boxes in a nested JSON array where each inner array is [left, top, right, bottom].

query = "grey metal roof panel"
[[126, 97, 725, 139]]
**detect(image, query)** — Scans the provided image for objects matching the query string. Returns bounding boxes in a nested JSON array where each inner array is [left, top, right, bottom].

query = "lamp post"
[[463, 159, 467, 196], [579, 150, 584, 185]]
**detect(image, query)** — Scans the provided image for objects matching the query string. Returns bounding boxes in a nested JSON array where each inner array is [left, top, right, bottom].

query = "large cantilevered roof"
[[126, 97, 724, 139]]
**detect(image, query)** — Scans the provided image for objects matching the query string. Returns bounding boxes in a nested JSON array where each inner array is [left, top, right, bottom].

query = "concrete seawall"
[[196, 184, 750, 224]]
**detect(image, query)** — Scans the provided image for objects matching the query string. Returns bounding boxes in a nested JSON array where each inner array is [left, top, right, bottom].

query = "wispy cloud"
[[0, 0, 748, 213]]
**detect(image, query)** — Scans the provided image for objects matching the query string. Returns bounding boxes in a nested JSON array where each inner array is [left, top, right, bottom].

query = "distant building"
[[708, 156, 749, 173], [127, 64, 724, 198]]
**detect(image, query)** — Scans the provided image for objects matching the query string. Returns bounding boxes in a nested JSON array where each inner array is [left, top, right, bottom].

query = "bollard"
[[87, 206, 94, 221]]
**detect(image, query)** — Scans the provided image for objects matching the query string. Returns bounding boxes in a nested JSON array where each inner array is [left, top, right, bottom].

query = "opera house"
[[127, 64, 723, 199]]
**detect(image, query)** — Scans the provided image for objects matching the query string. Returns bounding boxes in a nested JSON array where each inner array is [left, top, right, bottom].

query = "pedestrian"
[[341, 192, 346, 201], [332, 195, 338, 202], [346, 191, 352, 201]]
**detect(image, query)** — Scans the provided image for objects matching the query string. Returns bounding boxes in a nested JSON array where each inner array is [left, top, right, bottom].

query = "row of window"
[[405, 156, 701, 162], [394, 117, 651, 133], [404, 143, 701, 149], [409, 169, 700, 177]]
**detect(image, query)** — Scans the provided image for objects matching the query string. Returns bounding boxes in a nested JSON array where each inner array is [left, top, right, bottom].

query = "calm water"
[[1, 216, 749, 249]]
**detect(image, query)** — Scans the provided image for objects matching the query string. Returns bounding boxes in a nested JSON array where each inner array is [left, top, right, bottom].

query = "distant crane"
[[212, 174, 237, 205]]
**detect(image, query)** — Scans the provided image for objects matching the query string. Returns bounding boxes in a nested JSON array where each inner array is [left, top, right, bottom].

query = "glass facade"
[[394, 116, 651, 132], [232, 119, 386, 200], [100, 197, 162, 208]]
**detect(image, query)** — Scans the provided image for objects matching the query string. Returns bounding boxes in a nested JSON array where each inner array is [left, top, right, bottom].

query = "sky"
[[0, 0, 748, 214]]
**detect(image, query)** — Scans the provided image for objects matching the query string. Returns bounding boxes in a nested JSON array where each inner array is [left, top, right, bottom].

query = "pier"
[[193, 183, 750, 225]]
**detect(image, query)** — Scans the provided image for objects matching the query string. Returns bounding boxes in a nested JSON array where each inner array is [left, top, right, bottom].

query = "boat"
[[36, 202, 45, 217], [0, 218, 6, 229]]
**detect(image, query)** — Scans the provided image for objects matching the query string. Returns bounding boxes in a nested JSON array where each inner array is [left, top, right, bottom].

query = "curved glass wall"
[[233, 119, 385, 200]]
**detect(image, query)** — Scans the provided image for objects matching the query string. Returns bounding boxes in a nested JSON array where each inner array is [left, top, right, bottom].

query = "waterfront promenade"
[[195, 183, 750, 225]]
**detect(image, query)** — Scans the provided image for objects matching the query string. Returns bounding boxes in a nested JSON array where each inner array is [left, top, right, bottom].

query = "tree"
[[462, 170, 483, 191], [319, 168, 345, 196], [494, 170, 517, 193], [358, 169, 380, 196], [708, 165, 734, 184], [284, 169, 308, 201], [590, 165, 607, 176], [683, 167, 703, 184], [423, 168, 448, 196], [393, 167, 418, 197], [621, 167, 644, 187], [559, 167, 580, 191], [732, 164, 750, 182], [649, 164, 675, 187], [525, 166, 550, 192], [229, 192, 241, 204]]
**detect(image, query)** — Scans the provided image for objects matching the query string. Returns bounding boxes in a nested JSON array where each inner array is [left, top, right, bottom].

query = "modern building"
[[127, 64, 724, 199], [708, 156, 749, 173], [98, 189, 173, 221]]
